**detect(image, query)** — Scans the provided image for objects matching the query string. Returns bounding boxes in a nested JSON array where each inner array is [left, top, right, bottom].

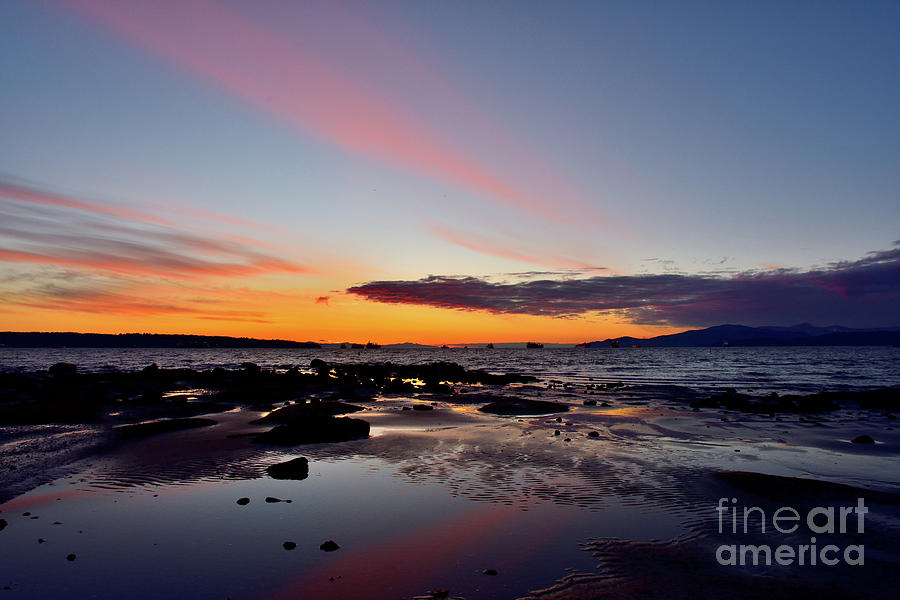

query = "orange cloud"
[[62, 0, 568, 220]]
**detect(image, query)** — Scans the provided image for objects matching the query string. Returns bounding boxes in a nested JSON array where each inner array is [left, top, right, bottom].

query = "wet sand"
[[1, 363, 899, 598]]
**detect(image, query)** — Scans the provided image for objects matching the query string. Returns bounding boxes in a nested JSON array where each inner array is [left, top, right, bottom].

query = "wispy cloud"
[[0, 178, 172, 226], [61, 0, 577, 221], [347, 247, 900, 328], [428, 223, 605, 271], [0, 178, 307, 280]]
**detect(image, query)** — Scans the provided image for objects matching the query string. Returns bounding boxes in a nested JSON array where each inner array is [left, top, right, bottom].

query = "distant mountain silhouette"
[[584, 324, 900, 348], [0, 332, 321, 349]]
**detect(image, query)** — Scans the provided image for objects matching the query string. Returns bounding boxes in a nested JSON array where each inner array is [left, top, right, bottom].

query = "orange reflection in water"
[[0, 487, 93, 513], [267, 503, 517, 600]]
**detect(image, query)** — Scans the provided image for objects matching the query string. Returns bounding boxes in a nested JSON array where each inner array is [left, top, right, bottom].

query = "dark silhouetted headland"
[[584, 323, 900, 348], [0, 332, 322, 349]]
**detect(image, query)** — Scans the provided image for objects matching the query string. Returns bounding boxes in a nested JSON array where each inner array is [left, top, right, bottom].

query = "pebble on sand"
[[0, 519, 6, 531], [483, 568, 498, 575], [283, 541, 296, 550], [320, 540, 340, 552], [66, 554, 76, 562], [236, 498, 250, 506], [851, 435, 875, 444]]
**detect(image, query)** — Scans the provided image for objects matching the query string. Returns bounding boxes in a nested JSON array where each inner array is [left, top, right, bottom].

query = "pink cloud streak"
[[0, 179, 172, 227], [428, 223, 603, 271], [61, 0, 565, 220]]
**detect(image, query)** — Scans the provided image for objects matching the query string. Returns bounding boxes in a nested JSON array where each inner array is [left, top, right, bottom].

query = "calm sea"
[[1, 346, 898, 395]]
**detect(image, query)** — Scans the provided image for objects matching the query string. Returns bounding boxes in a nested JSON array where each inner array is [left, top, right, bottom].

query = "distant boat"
[[486, 343, 494, 349], [610, 340, 619, 348], [440, 344, 450, 349], [351, 343, 365, 349], [723, 341, 729, 347], [526, 342, 543, 349], [365, 342, 381, 349]]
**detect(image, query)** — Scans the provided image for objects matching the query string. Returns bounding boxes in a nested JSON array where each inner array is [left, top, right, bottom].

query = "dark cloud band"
[[347, 247, 900, 328]]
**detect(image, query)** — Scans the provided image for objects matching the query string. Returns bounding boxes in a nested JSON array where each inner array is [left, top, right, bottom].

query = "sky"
[[1, 0, 898, 344]]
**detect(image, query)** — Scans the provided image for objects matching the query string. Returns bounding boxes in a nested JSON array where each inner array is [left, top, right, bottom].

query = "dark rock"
[[588, 431, 600, 438], [240, 362, 261, 374], [479, 398, 568, 416], [555, 416, 563, 422], [583, 399, 597, 406], [140, 387, 164, 404], [310, 358, 327, 370], [38, 538, 46, 544], [254, 416, 370, 446], [265, 497, 284, 503], [283, 541, 297, 550], [691, 389, 843, 414], [855, 387, 900, 410], [483, 569, 498, 576], [266, 457, 309, 480], [851, 435, 875, 444], [600, 402, 611, 407], [253, 401, 365, 424], [141, 363, 160, 375], [412, 404, 434, 411], [796, 394, 839, 413], [66, 554, 76, 561], [49, 363, 77, 378], [554, 430, 561, 436], [0, 519, 6, 531], [320, 540, 340, 552], [236, 498, 250, 506]]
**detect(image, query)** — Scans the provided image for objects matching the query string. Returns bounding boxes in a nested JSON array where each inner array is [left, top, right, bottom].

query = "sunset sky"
[[1, 0, 898, 343]]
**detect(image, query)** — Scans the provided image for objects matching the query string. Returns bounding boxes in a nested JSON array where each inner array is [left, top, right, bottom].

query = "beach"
[[1, 350, 899, 598]]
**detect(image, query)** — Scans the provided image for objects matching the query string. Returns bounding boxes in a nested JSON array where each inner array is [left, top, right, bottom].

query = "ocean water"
[[1, 346, 898, 395], [2, 346, 900, 598]]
